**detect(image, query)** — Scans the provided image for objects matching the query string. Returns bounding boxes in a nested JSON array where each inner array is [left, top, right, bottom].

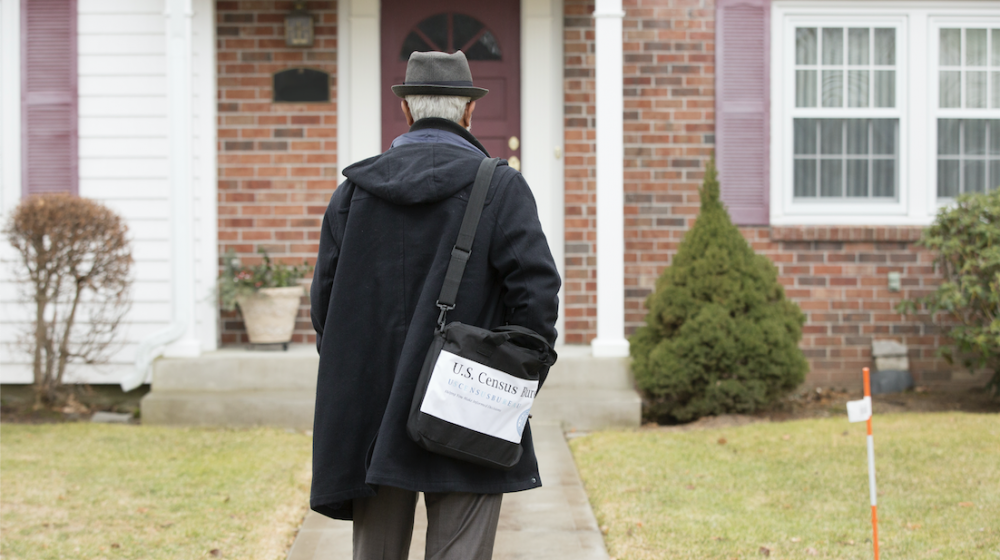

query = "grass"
[[0, 423, 311, 560], [570, 413, 1000, 560]]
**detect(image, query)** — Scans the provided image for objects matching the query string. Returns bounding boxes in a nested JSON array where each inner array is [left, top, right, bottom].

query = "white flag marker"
[[847, 367, 880, 560], [846, 396, 872, 423]]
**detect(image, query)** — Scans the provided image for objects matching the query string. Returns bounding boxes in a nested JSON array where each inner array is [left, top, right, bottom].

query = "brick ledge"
[[769, 226, 925, 242]]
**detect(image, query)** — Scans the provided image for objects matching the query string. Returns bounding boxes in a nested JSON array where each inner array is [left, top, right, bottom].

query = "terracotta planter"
[[236, 286, 304, 344]]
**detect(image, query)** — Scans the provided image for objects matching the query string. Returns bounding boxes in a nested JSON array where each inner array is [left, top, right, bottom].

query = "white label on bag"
[[420, 350, 539, 444]]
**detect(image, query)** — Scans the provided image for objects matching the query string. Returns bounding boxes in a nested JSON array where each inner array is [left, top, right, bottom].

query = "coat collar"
[[408, 118, 491, 157]]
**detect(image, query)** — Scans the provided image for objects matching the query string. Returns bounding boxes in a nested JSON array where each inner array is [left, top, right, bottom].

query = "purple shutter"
[[716, 0, 769, 225], [21, 0, 78, 196]]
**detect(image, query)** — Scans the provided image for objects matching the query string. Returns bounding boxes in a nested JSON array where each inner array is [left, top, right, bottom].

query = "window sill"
[[769, 210, 935, 227]]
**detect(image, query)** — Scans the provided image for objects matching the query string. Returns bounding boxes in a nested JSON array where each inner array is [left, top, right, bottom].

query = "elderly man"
[[309, 51, 560, 560]]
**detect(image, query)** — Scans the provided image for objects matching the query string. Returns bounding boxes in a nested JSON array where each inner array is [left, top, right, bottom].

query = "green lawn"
[[570, 413, 1000, 560], [0, 423, 311, 560]]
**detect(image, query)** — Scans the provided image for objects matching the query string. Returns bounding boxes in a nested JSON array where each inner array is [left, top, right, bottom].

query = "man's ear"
[[461, 101, 476, 129], [401, 100, 414, 126]]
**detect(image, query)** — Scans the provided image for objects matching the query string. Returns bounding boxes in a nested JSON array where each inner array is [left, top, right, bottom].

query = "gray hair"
[[405, 95, 471, 125]]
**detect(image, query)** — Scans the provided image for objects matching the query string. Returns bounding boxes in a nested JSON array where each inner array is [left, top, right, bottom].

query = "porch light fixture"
[[285, 2, 314, 48]]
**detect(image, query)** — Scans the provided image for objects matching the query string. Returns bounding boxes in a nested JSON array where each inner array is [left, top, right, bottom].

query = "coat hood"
[[342, 143, 487, 205]]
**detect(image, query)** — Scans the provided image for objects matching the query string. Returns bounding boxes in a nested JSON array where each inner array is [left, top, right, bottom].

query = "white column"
[[521, 0, 565, 342], [591, 0, 629, 357], [161, 0, 200, 358], [191, 0, 220, 352], [336, 0, 381, 180], [124, 0, 198, 390]]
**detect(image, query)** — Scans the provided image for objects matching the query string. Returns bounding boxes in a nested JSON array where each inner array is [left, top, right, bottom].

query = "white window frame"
[[928, 17, 1000, 209], [771, 1, 1000, 226]]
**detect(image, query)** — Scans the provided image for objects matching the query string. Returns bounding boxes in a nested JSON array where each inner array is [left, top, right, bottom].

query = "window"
[[772, 5, 1000, 226], [794, 119, 897, 198], [399, 13, 501, 61], [791, 25, 900, 201], [935, 27, 1000, 197], [794, 27, 897, 110], [937, 119, 1000, 196], [937, 28, 999, 109]]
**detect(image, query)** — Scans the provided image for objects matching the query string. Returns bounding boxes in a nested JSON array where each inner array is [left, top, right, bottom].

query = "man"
[[309, 51, 561, 560]]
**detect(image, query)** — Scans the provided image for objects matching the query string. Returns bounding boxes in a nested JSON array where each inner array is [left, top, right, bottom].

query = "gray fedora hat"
[[391, 51, 489, 100]]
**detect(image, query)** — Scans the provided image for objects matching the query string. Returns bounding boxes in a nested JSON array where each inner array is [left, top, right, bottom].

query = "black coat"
[[309, 119, 561, 520]]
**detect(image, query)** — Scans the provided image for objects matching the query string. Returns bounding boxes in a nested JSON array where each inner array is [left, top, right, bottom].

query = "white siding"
[[1, 0, 218, 384], [0, 0, 27, 382], [68, 0, 172, 384]]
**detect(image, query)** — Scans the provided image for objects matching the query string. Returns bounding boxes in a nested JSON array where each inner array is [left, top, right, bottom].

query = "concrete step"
[[141, 345, 642, 431], [545, 345, 632, 390], [531, 388, 641, 431], [152, 345, 631, 392], [141, 390, 314, 430], [141, 387, 641, 431], [151, 345, 318, 392]]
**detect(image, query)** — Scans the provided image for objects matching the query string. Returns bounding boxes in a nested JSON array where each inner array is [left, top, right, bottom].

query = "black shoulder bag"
[[406, 157, 558, 470]]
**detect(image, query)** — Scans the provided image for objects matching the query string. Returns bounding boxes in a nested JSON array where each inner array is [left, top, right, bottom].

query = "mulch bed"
[[0, 384, 148, 424], [641, 385, 999, 432]]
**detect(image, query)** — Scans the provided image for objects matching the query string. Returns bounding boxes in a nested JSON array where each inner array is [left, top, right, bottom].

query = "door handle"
[[508, 136, 519, 151], [508, 156, 520, 171]]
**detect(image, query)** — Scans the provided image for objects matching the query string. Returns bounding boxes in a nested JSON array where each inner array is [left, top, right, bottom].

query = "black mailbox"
[[273, 68, 330, 103]]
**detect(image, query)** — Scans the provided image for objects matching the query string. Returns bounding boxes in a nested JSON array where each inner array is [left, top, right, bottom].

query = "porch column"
[[336, 0, 381, 179], [161, 0, 200, 358], [123, 0, 198, 390], [591, 0, 629, 357]]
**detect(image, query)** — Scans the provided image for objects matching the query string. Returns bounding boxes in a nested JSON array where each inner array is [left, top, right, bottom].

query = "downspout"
[[122, 0, 194, 391]]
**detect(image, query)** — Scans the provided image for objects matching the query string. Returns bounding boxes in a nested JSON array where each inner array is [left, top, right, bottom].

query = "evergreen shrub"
[[630, 159, 809, 422], [897, 189, 1000, 395]]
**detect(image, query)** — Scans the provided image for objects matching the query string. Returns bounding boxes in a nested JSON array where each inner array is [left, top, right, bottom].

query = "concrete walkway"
[[286, 422, 610, 560]]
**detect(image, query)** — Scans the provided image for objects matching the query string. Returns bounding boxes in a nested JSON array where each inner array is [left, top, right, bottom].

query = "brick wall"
[[216, 0, 336, 345], [208, 1, 979, 388], [753, 226, 967, 389], [621, 0, 716, 337], [562, 0, 716, 344], [562, 0, 980, 389], [563, 0, 598, 344]]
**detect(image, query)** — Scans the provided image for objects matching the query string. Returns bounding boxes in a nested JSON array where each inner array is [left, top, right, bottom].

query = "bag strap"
[[436, 157, 500, 329]]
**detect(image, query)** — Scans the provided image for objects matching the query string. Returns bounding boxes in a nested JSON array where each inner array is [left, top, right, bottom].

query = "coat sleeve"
[[489, 172, 562, 346], [311, 193, 342, 353]]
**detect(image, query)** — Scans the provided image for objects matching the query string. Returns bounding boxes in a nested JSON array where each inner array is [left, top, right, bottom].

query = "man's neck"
[[409, 118, 490, 157]]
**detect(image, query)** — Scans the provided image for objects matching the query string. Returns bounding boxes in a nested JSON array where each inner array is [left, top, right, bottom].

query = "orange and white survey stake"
[[846, 367, 880, 560]]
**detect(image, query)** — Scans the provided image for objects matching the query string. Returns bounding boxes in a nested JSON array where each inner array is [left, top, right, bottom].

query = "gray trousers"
[[352, 485, 503, 560]]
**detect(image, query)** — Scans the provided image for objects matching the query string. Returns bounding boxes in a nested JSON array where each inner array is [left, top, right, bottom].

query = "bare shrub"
[[3, 194, 133, 407]]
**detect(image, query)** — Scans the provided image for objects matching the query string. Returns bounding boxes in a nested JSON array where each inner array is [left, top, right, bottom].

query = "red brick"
[[241, 205, 273, 215], [215, 1, 337, 346]]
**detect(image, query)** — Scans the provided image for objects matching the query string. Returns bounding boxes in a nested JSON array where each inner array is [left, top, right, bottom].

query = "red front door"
[[380, 0, 520, 163]]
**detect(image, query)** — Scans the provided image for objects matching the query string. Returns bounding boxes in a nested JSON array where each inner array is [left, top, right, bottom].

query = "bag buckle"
[[451, 246, 471, 262], [436, 301, 455, 330]]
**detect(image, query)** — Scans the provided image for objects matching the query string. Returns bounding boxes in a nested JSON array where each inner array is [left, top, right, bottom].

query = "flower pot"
[[236, 286, 304, 344]]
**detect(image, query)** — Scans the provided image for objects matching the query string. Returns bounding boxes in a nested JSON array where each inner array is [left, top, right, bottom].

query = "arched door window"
[[399, 13, 502, 61]]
